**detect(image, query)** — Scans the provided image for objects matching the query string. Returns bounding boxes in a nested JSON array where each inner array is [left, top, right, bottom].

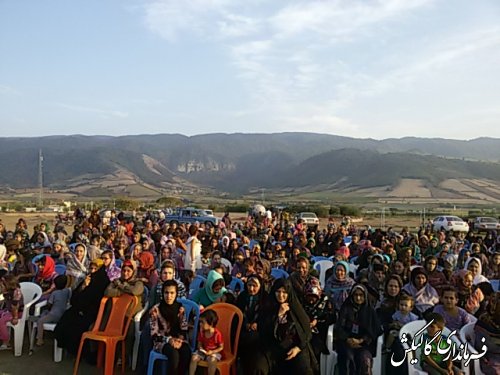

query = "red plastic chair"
[[73, 295, 138, 375], [198, 303, 243, 375]]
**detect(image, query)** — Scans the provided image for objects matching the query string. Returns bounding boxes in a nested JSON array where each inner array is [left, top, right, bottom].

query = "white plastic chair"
[[29, 299, 67, 361], [7, 282, 42, 356], [220, 258, 232, 274], [131, 299, 149, 370], [459, 322, 485, 375], [399, 320, 463, 375], [320, 324, 337, 375], [313, 260, 333, 288]]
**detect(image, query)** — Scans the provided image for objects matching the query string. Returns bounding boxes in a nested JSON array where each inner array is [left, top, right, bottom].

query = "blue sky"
[[1, 0, 499, 139]]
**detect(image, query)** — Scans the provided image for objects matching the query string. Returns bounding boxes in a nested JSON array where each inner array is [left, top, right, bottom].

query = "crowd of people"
[[0, 209, 498, 375]]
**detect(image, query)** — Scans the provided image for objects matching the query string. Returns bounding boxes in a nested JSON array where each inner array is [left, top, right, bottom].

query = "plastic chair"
[[131, 287, 150, 370], [29, 299, 69, 361], [313, 260, 334, 288], [490, 279, 499, 292], [320, 324, 337, 375], [147, 298, 200, 375], [227, 277, 244, 295], [7, 282, 42, 356], [459, 322, 485, 375], [220, 258, 232, 274], [73, 295, 138, 375], [311, 256, 331, 263], [399, 320, 463, 375], [55, 264, 66, 276], [198, 303, 243, 375], [343, 236, 352, 247], [115, 259, 123, 268], [271, 268, 289, 279], [188, 275, 206, 299]]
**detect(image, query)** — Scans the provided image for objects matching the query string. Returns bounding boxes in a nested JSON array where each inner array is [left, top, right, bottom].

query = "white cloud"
[[56, 103, 129, 118], [0, 84, 21, 96]]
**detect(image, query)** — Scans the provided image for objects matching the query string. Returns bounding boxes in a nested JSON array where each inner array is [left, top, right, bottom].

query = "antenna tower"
[[38, 149, 43, 207]]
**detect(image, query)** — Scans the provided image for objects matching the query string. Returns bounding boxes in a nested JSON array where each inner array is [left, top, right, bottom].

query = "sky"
[[1, 0, 500, 140]]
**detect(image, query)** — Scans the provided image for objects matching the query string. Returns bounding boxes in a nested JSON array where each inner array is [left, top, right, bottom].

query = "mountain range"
[[1, 133, 499, 202]]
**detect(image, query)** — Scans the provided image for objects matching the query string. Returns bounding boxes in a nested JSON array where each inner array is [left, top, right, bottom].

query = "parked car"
[[473, 217, 500, 232], [295, 212, 319, 228], [432, 216, 469, 232], [164, 207, 219, 227]]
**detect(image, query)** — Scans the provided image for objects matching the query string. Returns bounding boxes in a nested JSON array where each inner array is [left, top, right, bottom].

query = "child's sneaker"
[[0, 343, 12, 351]]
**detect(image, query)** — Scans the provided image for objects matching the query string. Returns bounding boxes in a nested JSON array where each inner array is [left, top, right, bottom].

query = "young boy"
[[420, 313, 464, 375], [189, 309, 224, 375], [385, 293, 418, 351], [35, 275, 71, 346]]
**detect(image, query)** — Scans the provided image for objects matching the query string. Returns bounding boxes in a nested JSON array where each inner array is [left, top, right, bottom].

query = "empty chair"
[[7, 282, 42, 356], [312, 256, 331, 263], [55, 264, 66, 276], [313, 260, 334, 288], [271, 268, 289, 279], [73, 295, 138, 375], [227, 277, 244, 295], [188, 275, 206, 299], [320, 324, 337, 375], [131, 287, 150, 370]]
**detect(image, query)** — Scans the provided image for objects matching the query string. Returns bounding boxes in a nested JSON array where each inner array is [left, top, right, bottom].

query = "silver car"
[[473, 217, 500, 232]]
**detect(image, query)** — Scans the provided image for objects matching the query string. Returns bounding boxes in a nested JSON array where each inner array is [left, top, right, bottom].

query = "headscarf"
[[325, 261, 355, 311], [158, 281, 183, 336], [237, 274, 267, 325], [402, 266, 439, 313], [464, 257, 489, 285], [35, 232, 52, 249], [204, 269, 227, 303], [104, 251, 122, 281], [138, 251, 155, 277], [0, 244, 6, 261], [66, 244, 88, 280], [36, 255, 56, 281]]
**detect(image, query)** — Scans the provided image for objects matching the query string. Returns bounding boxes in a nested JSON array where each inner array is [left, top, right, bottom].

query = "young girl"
[[0, 274, 24, 350], [432, 286, 473, 332], [189, 309, 224, 375]]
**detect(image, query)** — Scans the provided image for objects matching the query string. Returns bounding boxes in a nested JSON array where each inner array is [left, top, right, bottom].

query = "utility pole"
[[38, 149, 43, 208]]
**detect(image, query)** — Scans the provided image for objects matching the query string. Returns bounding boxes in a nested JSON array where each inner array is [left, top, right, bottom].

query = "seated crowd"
[[0, 211, 499, 375]]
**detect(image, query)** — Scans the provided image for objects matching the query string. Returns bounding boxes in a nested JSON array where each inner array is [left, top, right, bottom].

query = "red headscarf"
[[37, 255, 55, 281], [138, 252, 155, 277]]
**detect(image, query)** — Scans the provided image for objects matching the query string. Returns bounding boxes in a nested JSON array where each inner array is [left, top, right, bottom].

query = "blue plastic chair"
[[271, 268, 289, 279], [55, 264, 66, 275], [188, 275, 206, 299], [311, 256, 330, 263], [227, 277, 244, 294], [115, 259, 123, 268], [491, 279, 499, 292], [147, 298, 200, 375]]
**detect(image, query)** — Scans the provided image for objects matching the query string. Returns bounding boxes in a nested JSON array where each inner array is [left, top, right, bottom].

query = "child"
[[35, 275, 71, 346], [420, 313, 464, 375], [0, 274, 23, 350], [189, 309, 224, 375], [432, 286, 473, 332], [384, 293, 418, 351]]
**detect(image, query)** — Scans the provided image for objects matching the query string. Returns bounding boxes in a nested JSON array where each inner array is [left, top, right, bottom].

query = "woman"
[[402, 267, 439, 316], [452, 269, 484, 315], [376, 275, 403, 327], [254, 258, 273, 293], [184, 225, 202, 273], [335, 284, 383, 375], [100, 249, 121, 281], [259, 278, 316, 375], [136, 251, 158, 290], [104, 259, 144, 316], [54, 258, 110, 355], [236, 275, 268, 375], [325, 261, 356, 312], [464, 257, 489, 285], [423, 255, 447, 293], [149, 280, 191, 375], [150, 260, 187, 306], [65, 243, 89, 289], [191, 270, 226, 308], [288, 256, 313, 302]]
